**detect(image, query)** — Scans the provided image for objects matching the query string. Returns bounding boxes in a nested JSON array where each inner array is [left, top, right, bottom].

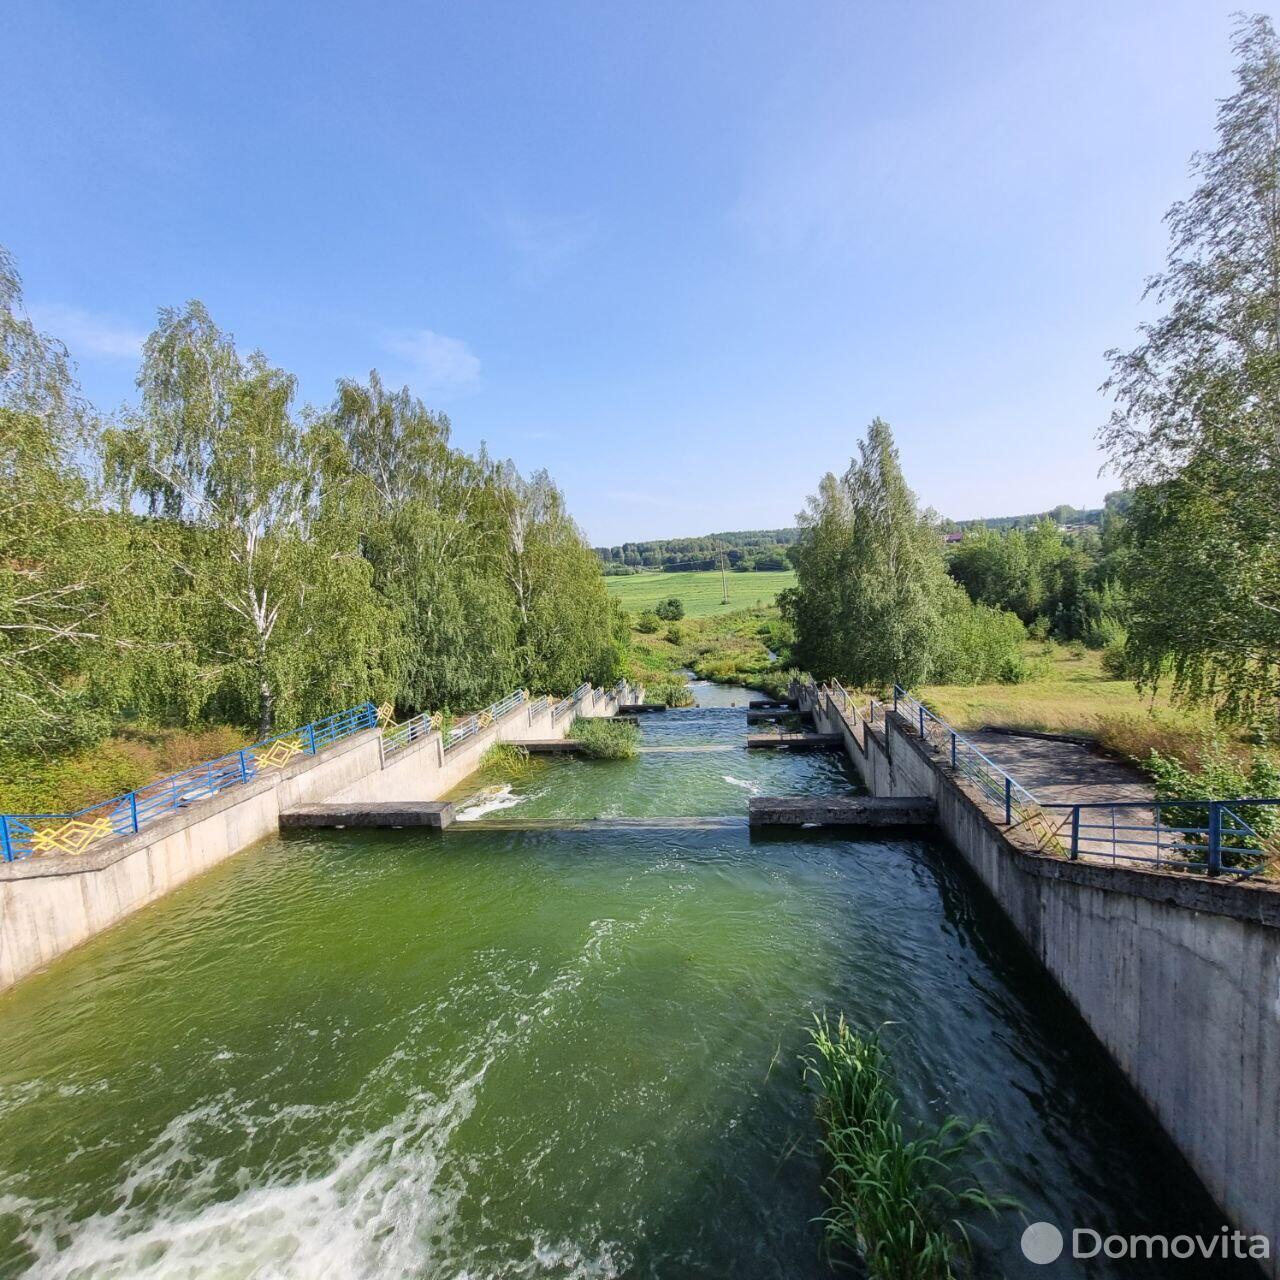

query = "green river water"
[[0, 680, 1256, 1278]]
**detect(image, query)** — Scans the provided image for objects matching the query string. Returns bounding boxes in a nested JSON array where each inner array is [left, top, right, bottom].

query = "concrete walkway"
[[964, 730, 1154, 807], [963, 730, 1163, 867]]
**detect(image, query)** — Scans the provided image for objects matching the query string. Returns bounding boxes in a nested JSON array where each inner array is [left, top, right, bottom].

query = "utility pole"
[[719, 543, 729, 604]]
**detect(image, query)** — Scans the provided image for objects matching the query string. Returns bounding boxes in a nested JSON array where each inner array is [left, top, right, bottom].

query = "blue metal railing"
[[0, 702, 378, 862], [888, 685, 1277, 876], [892, 685, 1039, 825], [1041, 798, 1277, 876]]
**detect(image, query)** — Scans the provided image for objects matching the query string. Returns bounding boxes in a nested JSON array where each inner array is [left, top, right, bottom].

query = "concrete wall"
[[800, 683, 1280, 1269], [333, 683, 635, 804], [0, 683, 640, 992]]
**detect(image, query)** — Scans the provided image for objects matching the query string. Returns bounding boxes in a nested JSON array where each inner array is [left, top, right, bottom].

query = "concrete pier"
[[748, 698, 797, 710], [746, 733, 842, 750], [749, 795, 934, 828], [281, 801, 455, 830], [521, 740, 588, 754], [619, 703, 666, 713]]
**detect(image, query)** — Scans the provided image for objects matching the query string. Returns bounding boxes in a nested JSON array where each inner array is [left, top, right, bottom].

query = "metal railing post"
[[1208, 802, 1223, 877], [239, 750, 251, 784], [918, 705, 925, 738], [307, 723, 318, 755], [894, 687, 899, 713], [1070, 806, 1080, 860], [1004, 777, 1013, 825], [950, 732, 957, 769], [0, 816, 12, 862], [129, 791, 140, 834]]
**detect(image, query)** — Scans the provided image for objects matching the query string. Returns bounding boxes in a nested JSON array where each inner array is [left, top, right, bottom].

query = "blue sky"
[[2, 1, 1251, 544]]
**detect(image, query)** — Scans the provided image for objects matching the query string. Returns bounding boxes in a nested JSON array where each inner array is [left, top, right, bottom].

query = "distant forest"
[[595, 529, 799, 574], [943, 491, 1132, 533], [597, 494, 1131, 574]]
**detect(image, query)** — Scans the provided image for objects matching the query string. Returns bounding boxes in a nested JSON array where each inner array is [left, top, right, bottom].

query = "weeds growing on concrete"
[[480, 741, 533, 778]]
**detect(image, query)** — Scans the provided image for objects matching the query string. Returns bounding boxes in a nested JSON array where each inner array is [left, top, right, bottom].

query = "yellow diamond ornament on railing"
[[477, 710, 493, 729], [376, 702, 397, 727], [31, 813, 115, 857], [254, 737, 305, 770]]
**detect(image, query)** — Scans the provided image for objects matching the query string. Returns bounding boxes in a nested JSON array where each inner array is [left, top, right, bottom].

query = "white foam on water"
[[11, 1064, 486, 1280], [722, 775, 760, 795], [456, 784, 534, 822]]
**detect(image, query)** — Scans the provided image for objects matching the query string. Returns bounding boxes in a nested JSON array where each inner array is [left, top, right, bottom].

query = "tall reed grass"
[[480, 741, 533, 778], [804, 1015, 1013, 1279]]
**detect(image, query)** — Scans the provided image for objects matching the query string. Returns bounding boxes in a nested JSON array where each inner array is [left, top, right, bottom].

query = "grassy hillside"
[[605, 569, 796, 618]]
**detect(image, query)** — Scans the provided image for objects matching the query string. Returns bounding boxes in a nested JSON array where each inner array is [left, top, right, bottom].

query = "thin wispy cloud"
[[29, 303, 147, 361], [494, 208, 596, 284], [383, 328, 481, 389]]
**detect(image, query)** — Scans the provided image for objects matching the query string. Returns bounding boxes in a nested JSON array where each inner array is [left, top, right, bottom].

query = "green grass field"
[[604, 569, 796, 618]]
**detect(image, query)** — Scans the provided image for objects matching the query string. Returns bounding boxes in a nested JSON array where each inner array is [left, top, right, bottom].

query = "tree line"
[[784, 12, 1280, 732], [596, 529, 798, 574], [1, 255, 626, 759]]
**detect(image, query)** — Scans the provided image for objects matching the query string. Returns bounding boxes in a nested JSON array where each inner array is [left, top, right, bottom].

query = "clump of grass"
[[647, 678, 696, 708], [567, 716, 640, 759], [480, 741, 533, 778], [804, 1016, 1012, 1279]]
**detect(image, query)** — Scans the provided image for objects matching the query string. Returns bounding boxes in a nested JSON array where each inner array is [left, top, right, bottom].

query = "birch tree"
[[107, 304, 396, 735], [1102, 14, 1280, 722], [0, 247, 137, 753]]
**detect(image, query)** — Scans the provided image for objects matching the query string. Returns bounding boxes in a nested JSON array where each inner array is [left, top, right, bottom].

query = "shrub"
[[654, 596, 685, 621], [1027, 615, 1050, 641], [567, 716, 640, 759], [996, 652, 1029, 684], [1144, 736, 1280, 864], [664, 624, 683, 645], [635, 610, 661, 634], [929, 594, 1026, 685], [804, 1016, 1012, 1279], [1100, 639, 1129, 678]]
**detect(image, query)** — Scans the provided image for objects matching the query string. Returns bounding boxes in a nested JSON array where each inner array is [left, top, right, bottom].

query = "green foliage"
[[945, 517, 1129, 646], [645, 678, 696, 708], [654, 596, 684, 621], [594, 528, 798, 572], [479, 741, 533, 779], [566, 716, 640, 759], [1146, 737, 1280, 836], [1100, 15, 1280, 725], [804, 1016, 1012, 1279], [663, 624, 683, 645], [785, 419, 1026, 690], [0, 240, 625, 784], [0, 251, 158, 755], [930, 583, 1028, 685], [635, 610, 661, 633]]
